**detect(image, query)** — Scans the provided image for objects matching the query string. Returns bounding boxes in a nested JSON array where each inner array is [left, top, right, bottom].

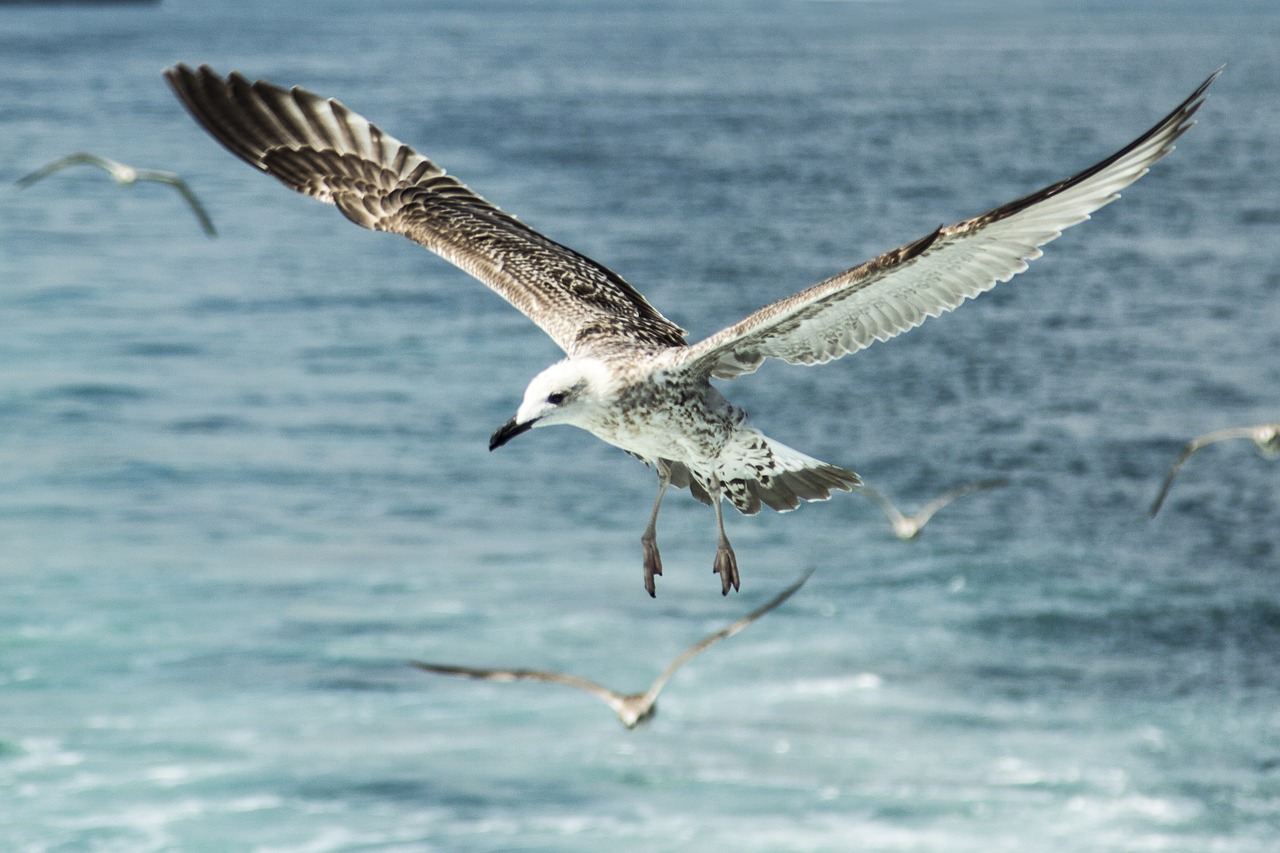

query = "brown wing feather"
[[164, 64, 686, 355]]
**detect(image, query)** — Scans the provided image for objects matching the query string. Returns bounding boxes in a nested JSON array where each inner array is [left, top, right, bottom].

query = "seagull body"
[[16, 151, 217, 236], [856, 478, 1009, 540], [411, 569, 812, 728], [164, 64, 1217, 595], [1149, 422, 1280, 517]]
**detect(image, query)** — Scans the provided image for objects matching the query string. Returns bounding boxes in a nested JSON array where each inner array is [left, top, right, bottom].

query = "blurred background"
[[1, 0, 1277, 850]]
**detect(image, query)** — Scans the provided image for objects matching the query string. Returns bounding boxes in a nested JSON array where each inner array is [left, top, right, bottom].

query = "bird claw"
[[713, 544, 740, 595], [642, 536, 663, 598]]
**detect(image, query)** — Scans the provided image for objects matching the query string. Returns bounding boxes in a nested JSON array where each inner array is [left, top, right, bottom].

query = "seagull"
[[1149, 422, 1280, 517], [855, 478, 1009, 540], [410, 569, 812, 729], [164, 63, 1218, 596], [16, 151, 217, 237]]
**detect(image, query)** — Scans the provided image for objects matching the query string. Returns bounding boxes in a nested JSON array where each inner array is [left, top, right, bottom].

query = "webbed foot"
[[713, 542, 739, 595], [642, 536, 663, 598]]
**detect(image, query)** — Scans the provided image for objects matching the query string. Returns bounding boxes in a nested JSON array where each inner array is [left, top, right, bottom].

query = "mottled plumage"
[[410, 570, 812, 729], [165, 63, 1217, 595], [1149, 422, 1279, 517]]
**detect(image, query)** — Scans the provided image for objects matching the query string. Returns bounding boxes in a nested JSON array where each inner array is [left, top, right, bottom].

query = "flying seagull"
[[1149, 422, 1279, 517], [855, 478, 1009, 540], [410, 569, 812, 729], [164, 63, 1218, 595], [16, 151, 217, 237]]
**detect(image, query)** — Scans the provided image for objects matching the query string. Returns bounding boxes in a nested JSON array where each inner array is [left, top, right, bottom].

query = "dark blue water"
[[2, 1, 1279, 850]]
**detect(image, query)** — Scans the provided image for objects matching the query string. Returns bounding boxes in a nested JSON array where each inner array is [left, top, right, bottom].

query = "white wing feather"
[[676, 69, 1220, 380]]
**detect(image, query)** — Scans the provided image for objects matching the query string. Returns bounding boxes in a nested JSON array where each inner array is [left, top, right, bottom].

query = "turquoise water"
[[2, 1, 1279, 850]]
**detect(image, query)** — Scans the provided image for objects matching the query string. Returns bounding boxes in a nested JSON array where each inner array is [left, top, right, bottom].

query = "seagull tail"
[[722, 434, 861, 515]]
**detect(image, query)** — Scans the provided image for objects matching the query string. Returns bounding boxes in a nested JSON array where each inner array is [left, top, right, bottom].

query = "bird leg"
[[641, 472, 671, 598], [711, 486, 740, 595]]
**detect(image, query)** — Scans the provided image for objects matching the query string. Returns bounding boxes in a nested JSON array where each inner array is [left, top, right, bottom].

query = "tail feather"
[[746, 458, 861, 513], [658, 437, 859, 515]]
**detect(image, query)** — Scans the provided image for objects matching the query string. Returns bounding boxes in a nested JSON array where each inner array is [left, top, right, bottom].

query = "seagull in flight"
[[855, 478, 1009, 540], [410, 569, 812, 729], [1149, 421, 1279, 517], [164, 63, 1218, 595], [16, 151, 217, 237]]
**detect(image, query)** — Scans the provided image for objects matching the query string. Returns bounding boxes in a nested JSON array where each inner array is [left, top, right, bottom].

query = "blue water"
[[2, 0, 1279, 849]]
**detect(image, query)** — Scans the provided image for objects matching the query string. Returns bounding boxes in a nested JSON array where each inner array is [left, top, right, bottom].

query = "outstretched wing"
[[164, 64, 686, 355], [642, 568, 813, 704], [851, 482, 909, 528], [673, 69, 1220, 381], [16, 152, 118, 187], [1148, 424, 1272, 517], [911, 478, 1010, 527], [408, 661, 633, 717], [139, 170, 219, 237]]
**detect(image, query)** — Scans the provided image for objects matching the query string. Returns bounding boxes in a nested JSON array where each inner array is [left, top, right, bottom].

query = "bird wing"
[[1149, 425, 1267, 517], [15, 152, 114, 187], [911, 477, 1010, 527], [641, 568, 813, 704], [138, 170, 219, 237], [852, 483, 908, 527], [164, 64, 686, 355], [671, 69, 1220, 381], [408, 661, 631, 717]]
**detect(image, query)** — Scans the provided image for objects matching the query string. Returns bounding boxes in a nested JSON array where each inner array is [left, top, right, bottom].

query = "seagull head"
[[489, 358, 615, 451]]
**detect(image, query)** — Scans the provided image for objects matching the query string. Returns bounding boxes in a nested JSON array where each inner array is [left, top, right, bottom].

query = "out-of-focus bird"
[[855, 478, 1010, 540], [1149, 422, 1280, 517], [17, 152, 217, 237], [410, 569, 812, 728]]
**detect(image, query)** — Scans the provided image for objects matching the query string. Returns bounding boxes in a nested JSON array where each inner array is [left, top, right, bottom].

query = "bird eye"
[[547, 391, 567, 405]]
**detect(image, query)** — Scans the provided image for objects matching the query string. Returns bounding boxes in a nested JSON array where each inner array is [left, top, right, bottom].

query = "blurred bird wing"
[[1149, 427, 1262, 517], [16, 152, 117, 186], [853, 483, 908, 527], [911, 477, 1010, 527], [138, 171, 219, 236], [409, 661, 630, 717], [642, 569, 813, 703]]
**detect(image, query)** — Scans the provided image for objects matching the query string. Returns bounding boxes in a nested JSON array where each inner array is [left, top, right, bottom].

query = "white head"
[[489, 358, 615, 450]]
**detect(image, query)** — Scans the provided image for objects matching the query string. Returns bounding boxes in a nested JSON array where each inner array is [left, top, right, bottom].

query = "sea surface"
[[2, 1, 1279, 850]]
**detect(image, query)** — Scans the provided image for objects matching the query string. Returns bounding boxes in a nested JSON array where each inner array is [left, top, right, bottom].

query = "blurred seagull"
[[410, 569, 812, 729], [17, 151, 217, 237], [165, 63, 1217, 596], [1149, 422, 1280, 517], [855, 478, 1009, 540]]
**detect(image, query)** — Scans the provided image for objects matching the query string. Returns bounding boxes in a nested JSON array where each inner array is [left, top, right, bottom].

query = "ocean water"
[[2, 0, 1279, 850]]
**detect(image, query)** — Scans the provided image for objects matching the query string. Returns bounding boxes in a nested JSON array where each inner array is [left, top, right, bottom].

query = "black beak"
[[489, 417, 535, 451]]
